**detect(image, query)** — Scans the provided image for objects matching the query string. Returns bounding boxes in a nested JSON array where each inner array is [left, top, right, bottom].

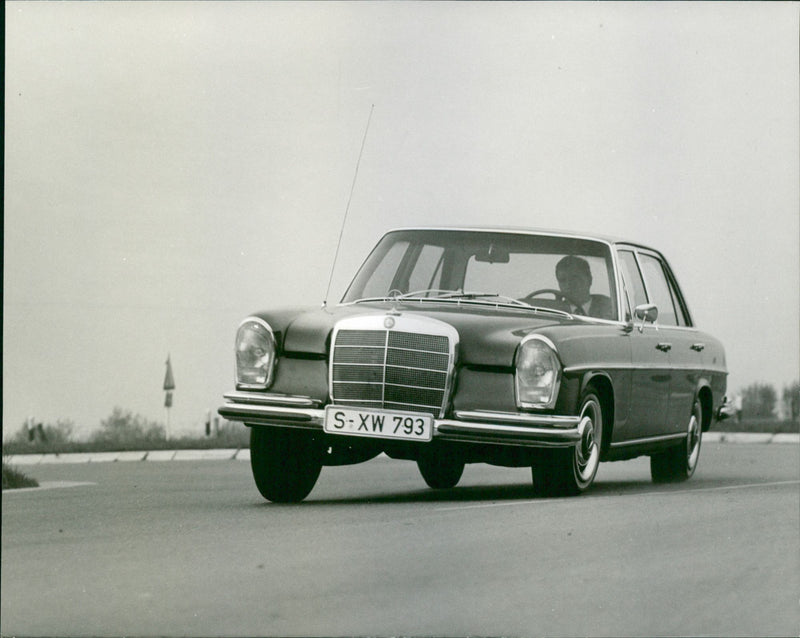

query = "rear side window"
[[638, 253, 681, 326], [617, 250, 647, 317]]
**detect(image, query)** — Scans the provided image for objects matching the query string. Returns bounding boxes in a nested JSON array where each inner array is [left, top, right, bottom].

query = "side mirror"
[[633, 304, 658, 332]]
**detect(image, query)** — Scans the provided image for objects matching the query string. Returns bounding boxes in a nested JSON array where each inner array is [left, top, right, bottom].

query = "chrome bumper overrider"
[[219, 391, 581, 448]]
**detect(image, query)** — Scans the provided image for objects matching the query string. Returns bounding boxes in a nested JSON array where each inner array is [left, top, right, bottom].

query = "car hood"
[[253, 301, 568, 368]]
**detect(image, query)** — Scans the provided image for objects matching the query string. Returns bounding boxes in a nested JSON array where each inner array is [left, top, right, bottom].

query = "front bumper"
[[219, 391, 581, 448]]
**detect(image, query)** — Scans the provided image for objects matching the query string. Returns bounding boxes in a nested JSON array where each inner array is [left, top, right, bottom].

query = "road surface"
[[2, 443, 798, 636]]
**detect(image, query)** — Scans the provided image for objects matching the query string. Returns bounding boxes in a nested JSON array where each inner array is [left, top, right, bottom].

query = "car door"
[[637, 252, 704, 434], [616, 249, 671, 440]]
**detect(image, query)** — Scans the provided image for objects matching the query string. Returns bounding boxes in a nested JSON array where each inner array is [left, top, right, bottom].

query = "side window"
[[662, 264, 692, 326], [618, 250, 647, 317], [638, 254, 678, 327], [407, 245, 445, 293]]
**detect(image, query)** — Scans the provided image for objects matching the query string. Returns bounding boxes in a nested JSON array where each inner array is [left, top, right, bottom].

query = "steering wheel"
[[521, 288, 586, 314]]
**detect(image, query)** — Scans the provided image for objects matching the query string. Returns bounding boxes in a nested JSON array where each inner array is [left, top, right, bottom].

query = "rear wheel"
[[250, 427, 322, 503], [417, 447, 465, 489], [650, 400, 702, 483], [532, 387, 603, 497]]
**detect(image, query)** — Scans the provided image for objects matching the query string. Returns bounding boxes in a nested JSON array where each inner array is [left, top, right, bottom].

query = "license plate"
[[324, 406, 433, 442]]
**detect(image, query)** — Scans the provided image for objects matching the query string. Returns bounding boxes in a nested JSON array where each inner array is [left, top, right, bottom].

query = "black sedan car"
[[220, 228, 728, 502]]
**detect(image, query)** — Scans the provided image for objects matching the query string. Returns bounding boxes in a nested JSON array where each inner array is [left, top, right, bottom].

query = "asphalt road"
[[2, 443, 798, 637]]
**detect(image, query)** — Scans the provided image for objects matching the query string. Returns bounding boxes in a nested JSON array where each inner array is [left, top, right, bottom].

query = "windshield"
[[342, 230, 618, 320]]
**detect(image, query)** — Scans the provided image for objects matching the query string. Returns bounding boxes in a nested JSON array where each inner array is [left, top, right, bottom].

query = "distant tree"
[[91, 407, 165, 446], [10, 419, 74, 446], [741, 383, 777, 418], [783, 381, 800, 423]]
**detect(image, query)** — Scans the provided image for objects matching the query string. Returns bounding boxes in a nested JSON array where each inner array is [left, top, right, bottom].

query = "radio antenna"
[[323, 104, 374, 309]]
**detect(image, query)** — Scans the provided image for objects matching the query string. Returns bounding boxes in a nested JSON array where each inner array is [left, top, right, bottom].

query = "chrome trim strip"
[[218, 401, 581, 448], [632, 324, 703, 333], [610, 432, 686, 448], [434, 420, 580, 447], [562, 364, 726, 373], [223, 391, 319, 407], [218, 403, 325, 426], [454, 410, 579, 428]]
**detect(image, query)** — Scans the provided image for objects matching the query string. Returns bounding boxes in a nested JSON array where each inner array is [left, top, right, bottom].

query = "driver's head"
[[556, 256, 592, 304]]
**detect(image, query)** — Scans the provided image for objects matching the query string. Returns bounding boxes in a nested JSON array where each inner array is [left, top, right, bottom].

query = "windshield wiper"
[[452, 293, 573, 317], [350, 290, 573, 318], [436, 291, 529, 305], [397, 290, 528, 304], [447, 293, 577, 318], [402, 290, 575, 317], [398, 288, 459, 299], [349, 289, 458, 304]]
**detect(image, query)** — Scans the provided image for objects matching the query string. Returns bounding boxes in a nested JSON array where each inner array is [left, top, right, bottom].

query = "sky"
[[4, 1, 799, 440]]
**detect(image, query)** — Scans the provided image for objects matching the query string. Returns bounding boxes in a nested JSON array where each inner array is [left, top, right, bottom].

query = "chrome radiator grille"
[[330, 328, 453, 417]]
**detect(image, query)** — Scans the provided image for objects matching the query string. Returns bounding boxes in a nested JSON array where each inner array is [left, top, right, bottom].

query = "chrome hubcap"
[[577, 419, 594, 465], [687, 408, 702, 471], [575, 399, 601, 483]]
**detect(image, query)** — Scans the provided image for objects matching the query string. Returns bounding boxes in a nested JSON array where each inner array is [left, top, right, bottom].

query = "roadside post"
[[163, 355, 175, 440]]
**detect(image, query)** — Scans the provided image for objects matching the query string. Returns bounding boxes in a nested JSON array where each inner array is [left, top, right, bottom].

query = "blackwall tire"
[[250, 427, 322, 503], [417, 449, 465, 489], [650, 400, 702, 484]]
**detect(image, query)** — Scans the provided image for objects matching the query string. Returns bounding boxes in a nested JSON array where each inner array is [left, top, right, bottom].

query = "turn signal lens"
[[515, 336, 561, 409], [235, 317, 276, 388]]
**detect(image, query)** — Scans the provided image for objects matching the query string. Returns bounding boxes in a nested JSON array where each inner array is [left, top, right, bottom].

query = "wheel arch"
[[697, 383, 713, 432], [579, 372, 615, 456]]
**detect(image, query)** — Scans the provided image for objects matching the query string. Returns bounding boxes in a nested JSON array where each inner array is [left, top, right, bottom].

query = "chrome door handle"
[[691, 343, 705, 352], [656, 342, 672, 352]]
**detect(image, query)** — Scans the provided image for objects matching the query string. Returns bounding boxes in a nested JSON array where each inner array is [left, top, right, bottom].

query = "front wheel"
[[650, 400, 702, 483], [417, 447, 465, 489], [250, 427, 322, 503], [531, 388, 603, 497]]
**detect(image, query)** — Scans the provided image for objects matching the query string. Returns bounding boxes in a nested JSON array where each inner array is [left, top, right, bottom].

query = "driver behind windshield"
[[555, 255, 613, 319]]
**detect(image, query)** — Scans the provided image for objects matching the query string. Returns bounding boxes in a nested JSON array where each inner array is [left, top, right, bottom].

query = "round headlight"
[[515, 335, 561, 409], [235, 317, 276, 388]]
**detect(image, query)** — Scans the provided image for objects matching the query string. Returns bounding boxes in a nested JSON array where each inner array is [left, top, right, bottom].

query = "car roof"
[[384, 225, 659, 253]]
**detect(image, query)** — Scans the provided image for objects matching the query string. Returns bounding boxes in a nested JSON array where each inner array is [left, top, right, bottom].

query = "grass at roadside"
[[3, 417, 796, 458], [2, 457, 39, 489], [3, 424, 251, 456]]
